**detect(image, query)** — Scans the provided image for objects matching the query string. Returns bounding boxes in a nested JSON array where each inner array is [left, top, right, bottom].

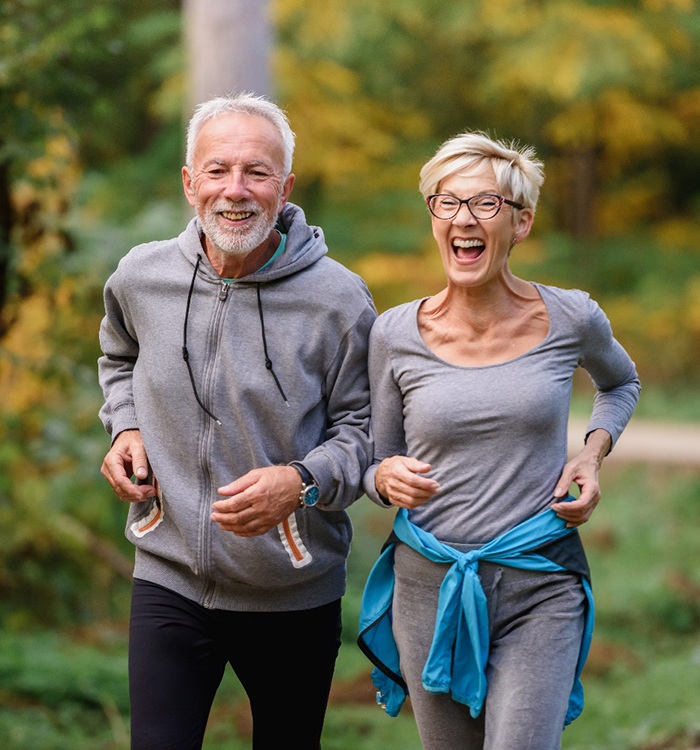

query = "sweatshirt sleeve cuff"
[[109, 403, 139, 443]]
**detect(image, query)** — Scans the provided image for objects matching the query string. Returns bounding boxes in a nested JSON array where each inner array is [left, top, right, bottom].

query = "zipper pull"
[[218, 281, 230, 301]]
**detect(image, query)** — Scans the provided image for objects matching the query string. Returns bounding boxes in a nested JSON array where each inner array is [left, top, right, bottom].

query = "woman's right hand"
[[375, 456, 441, 509]]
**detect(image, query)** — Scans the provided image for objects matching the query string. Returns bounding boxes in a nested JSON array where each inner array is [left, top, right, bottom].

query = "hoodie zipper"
[[197, 280, 232, 605]]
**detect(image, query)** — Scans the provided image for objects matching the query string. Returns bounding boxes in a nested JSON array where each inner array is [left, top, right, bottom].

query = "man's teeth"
[[222, 210, 253, 220]]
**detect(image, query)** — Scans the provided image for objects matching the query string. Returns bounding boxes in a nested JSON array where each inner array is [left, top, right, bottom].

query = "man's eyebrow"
[[245, 160, 277, 171], [202, 159, 227, 168]]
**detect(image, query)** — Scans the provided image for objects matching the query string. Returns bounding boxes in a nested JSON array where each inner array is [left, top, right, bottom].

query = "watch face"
[[303, 485, 320, 507]]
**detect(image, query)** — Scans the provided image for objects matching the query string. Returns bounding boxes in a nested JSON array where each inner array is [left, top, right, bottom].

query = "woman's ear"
[[513, 207, 534, 244]]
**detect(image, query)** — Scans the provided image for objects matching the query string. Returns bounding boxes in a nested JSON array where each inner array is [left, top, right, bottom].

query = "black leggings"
[[128, 579, 342, 750]]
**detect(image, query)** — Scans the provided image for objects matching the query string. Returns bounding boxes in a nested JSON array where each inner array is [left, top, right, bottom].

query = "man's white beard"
[[198, 198, 282, 257]]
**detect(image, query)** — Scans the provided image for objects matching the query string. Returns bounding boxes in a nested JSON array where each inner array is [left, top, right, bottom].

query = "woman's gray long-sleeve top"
[[363, 283, 641, 544]]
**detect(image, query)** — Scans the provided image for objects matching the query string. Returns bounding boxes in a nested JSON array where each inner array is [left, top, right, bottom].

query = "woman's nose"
[[452, 202, 477, 225]]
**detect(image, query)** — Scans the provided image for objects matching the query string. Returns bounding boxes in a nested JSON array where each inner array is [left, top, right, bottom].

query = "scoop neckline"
[[410, 282, 552, 370]]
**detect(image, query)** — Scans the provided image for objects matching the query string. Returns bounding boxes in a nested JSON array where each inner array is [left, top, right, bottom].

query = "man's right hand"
[[101, 429, 155, 502]]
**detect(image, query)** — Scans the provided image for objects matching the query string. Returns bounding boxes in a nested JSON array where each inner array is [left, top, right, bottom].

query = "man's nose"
[[222, 170, 250, 199]]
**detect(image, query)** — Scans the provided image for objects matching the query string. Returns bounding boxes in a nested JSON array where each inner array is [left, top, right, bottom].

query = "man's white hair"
[[185, 93, 296, 177]]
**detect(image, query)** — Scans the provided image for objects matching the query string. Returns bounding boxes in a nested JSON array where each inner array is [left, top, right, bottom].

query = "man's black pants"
[[129, 578, 342, 750]]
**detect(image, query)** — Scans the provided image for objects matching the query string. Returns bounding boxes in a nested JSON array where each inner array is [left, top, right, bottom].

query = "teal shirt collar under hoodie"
[[222, 231, 287, 285], [357, 505, 594, 727]]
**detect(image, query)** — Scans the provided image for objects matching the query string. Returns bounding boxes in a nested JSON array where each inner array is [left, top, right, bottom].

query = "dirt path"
[[568, 417, 700, 466]]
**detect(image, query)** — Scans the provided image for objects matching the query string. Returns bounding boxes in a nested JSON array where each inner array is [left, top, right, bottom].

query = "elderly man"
[[98, 93, 376, 749]]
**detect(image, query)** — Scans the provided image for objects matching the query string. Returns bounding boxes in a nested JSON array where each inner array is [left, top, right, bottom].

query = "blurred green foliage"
[[0, 0, 182, 629], [0, 2, 698, 745], [0, 627, 129, 749]]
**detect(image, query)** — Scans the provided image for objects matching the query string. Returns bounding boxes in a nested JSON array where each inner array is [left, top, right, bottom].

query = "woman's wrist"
[[583, 428, 613, 465]]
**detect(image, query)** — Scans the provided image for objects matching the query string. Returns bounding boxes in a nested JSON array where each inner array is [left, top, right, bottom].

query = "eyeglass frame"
[[426, 192, 525, 221]]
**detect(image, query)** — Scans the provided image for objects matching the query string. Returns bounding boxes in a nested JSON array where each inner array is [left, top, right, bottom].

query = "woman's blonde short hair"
[[419, 131, 545, 214]]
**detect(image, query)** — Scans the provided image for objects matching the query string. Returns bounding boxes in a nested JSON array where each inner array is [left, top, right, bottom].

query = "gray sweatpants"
[[392, 543, 586, 750]]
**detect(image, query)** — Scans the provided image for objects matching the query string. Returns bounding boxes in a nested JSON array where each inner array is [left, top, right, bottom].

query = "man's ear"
[[182, 166, 196, 208], [280, 173, 296, 208]]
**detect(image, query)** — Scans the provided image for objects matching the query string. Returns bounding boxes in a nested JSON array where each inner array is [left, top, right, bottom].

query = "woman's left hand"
[[551, 428, 612, 527], [375, 455, 441, 509]]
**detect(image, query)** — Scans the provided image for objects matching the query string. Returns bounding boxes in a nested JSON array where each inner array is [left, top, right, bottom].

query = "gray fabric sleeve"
[[362, 316, 407, 507], [97, 268, 140, 440], [301, 301, 376, 511], [579, 298, 641, 449]]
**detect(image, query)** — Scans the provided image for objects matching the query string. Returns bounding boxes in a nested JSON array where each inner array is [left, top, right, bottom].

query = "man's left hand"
[[211, 466, 303, 537]]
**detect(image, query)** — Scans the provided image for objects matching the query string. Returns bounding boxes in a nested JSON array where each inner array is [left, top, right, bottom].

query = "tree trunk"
[[182, 0, 273, 117], [559, 146, 599, 242], [0, 156, 13, 338]]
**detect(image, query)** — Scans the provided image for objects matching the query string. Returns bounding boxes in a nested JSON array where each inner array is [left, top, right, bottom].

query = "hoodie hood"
[[177, 202, 328, 285]]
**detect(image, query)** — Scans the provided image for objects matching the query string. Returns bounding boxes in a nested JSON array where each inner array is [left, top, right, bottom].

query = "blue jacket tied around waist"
[[357, 504, 594, 726]]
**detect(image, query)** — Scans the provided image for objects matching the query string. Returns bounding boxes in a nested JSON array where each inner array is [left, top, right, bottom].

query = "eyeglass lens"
[[428, 194, 504, 220]]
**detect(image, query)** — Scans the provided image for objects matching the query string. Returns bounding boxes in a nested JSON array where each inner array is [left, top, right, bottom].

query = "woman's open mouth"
[[452, 238, 485, 261]]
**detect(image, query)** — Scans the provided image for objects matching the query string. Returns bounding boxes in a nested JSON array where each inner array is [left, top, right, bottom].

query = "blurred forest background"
[[1, 0, 699, 748]]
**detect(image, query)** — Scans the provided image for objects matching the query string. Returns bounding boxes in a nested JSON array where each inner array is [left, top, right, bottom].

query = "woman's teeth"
[[452, 238, 485, 259]]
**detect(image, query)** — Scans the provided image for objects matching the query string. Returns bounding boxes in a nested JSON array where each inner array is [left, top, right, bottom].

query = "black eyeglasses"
[[426, 193, 524, 221]]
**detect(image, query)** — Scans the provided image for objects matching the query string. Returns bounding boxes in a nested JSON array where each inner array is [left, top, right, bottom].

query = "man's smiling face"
[[183, 112, 293, 257]]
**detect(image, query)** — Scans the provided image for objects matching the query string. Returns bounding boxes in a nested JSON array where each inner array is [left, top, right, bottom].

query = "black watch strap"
[[290, 461, 315, 487]]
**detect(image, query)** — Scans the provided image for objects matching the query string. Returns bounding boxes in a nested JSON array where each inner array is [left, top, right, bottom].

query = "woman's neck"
[[428, 273, 538, 328]]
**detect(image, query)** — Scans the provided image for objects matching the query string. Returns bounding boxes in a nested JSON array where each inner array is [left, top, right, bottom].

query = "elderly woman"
[[358, 132, 640, 750]]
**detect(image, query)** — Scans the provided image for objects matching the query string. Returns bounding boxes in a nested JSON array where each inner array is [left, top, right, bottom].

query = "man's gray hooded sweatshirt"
[[98, 203, 377, 611]]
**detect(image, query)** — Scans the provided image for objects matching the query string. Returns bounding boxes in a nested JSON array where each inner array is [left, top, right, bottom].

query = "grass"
[[0, 461, 698, 749], [560, 464, 700, 749], [0, 626, 129, 750]]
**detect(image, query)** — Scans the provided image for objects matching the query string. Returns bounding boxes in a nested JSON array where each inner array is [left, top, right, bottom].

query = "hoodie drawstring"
[[256, 283, 289, 406], [182, 255, 289, 424], [183, 254, 223, 425]]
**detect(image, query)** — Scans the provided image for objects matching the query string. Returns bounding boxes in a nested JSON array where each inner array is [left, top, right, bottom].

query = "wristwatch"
[[290, 462, 320, 508]]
